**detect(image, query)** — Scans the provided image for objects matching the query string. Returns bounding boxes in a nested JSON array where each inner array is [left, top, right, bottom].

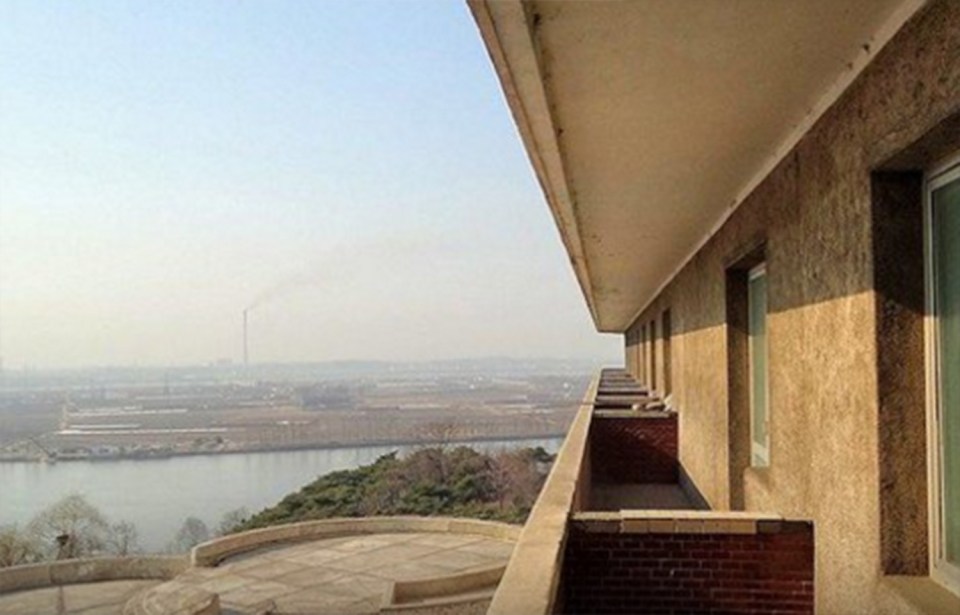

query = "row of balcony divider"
[[487, 369, 814, 615]]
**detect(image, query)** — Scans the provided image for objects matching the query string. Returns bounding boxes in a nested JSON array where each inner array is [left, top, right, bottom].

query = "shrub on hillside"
[[236, 446, 554, 532]]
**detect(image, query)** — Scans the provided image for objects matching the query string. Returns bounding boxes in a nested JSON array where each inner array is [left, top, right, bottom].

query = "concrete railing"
[[0, 555, 189, 595], [486, 373, 600, 615], [192, 516, 521, 567]]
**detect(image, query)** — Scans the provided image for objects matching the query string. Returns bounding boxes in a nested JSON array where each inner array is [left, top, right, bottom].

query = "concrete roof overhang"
[[468, 0, 926, 333]]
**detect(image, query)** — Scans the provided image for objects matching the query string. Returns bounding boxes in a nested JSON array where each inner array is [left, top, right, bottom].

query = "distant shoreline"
[[0, 431, 567, 465]]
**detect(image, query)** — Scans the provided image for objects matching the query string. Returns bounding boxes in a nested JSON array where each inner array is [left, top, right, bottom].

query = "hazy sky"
[[0, 1, 620, 368]]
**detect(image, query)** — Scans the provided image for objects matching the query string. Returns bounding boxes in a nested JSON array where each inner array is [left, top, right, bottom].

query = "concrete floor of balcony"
[[590, 482, 697, 511]]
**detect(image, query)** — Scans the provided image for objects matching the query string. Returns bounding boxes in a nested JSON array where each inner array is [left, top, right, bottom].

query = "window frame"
[[925, 155, 960, 595], [662, 308, 672, 398], [649, 320, 657, 393], [639, 324, 646, 384], [748, 263, 770, 468]]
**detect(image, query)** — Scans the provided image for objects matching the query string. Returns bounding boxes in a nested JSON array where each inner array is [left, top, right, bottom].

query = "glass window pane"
[[749, 269, 768, 466], [934, 176, 960, 565]]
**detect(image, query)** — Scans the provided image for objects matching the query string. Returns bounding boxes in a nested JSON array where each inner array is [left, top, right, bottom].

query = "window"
[[748, 264, 769, 467], [928, 161, 960, 590], [724, 242, 766, 508], [662, 309, 672, 397], [628, 328, 641, 381], [639, 325, 646, 384], [649, 320, 657, 392]]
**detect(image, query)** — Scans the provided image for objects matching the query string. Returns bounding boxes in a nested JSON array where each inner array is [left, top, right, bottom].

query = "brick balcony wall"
[[560, 522, 814, 615], [590, 415, 678, 484]]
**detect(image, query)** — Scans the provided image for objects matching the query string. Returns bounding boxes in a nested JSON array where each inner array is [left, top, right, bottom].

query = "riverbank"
[[0, 436, 565, 551], [0, 430, 568, 464]]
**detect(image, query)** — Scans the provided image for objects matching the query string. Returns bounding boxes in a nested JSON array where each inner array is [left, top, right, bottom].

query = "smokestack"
[[243, 309, 249, 367]]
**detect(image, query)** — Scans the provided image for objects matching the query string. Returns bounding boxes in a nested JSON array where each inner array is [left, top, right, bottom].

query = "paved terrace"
[[154, 531, 513, 614], [0, 517, 519, 615]]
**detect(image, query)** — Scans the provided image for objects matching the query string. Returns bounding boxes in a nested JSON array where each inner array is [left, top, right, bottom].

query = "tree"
[[105, 521, 140, 556], [0, 496, 142, 567], [214, 508, 249, 537], [27, 494, 109, 560], [167, 517, 210, 553], [418, 421, 467, 450], [237, 446, 554, 531], [0, 525, 42, 568], [488, 450, 542, 512]]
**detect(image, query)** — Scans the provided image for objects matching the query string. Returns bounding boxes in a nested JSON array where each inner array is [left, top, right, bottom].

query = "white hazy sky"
[[0, 0, 620, 368]]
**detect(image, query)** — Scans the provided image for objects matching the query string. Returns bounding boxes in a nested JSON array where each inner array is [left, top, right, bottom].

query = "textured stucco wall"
[[624, 1, 960, 613]]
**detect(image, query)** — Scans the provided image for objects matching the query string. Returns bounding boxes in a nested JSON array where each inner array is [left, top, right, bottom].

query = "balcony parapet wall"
[[486, 374, 600, 615], [590, 412, 678, 485], [562, 511, 814, 614]]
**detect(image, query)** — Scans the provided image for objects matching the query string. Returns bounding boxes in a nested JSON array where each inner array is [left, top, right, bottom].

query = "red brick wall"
[[560, 522, 814, 614], [590, 415, 678, 484]]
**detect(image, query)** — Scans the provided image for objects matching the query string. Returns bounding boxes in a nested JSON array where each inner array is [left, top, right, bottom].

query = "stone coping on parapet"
[[592, 408, 676, 419], [594, 397, 652, 405], [486, 373, 601, 615], [0, 555, 189, 595], [596, 382, 648, 391], [191, 516, 522, 567], [569, 510, 810, 536], [594, 398, 652, 406]]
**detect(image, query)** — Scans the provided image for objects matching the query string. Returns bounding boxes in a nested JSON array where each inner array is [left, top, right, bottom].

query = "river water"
[[0, 437, 562, 551]]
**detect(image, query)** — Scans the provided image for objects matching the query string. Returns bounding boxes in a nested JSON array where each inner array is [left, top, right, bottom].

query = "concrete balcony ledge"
[[486, 375, 599, 615]]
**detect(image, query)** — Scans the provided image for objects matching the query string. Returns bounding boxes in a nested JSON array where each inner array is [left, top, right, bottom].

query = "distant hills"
[[1, 357, 609, 390]]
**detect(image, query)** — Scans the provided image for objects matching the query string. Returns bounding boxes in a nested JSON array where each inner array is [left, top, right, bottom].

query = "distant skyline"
[[0, 0, 620, 368]]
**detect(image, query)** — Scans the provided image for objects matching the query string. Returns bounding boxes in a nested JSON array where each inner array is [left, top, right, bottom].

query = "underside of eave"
[[467, 0, 605, 332], [470, 0, 926, 336]]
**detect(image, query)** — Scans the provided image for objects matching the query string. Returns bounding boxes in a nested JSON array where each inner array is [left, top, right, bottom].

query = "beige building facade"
[[471, 0, 960, 613]]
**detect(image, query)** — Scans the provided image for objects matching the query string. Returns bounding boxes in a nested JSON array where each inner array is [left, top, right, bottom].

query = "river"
[[0, 437, 563, 551]]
